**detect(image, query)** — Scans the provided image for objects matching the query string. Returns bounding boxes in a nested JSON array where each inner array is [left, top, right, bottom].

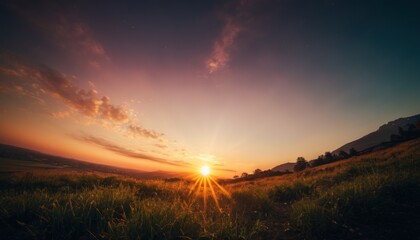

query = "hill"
[[0, 143, 185, 179], [333, 114, 420, 155], [272, 162, 295, 172]]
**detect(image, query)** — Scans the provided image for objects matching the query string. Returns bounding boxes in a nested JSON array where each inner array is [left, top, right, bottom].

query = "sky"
[[1, 0, 419, 177]]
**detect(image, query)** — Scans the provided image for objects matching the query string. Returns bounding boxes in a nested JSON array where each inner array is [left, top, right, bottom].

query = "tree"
[[254, 169, 262, 175], [294, 157, 308, 172], [233, 175, 239, 179], [338, 150, 349, 159], [349, 148, 358, 156], [241, 172, 249, 178], [311, 155, 325, 167], [324, 152, 334, 163]]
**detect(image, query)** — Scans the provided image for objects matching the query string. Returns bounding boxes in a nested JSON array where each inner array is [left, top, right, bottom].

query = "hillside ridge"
[[333, 114, 420, 155]]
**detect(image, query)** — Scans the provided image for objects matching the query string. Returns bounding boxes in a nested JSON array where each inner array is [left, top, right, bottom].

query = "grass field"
[[1, 139, 420, 239]]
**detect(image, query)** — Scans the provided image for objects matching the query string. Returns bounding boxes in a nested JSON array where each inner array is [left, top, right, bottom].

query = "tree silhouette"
[[311, 155, 325, 167], [338, 150, 349, 159], [324, 152, 334, 163], [349, 148, 358, 156], [241, 172, 249, 178], [254, 169, 262, 175], [294, 157, 309, 172]]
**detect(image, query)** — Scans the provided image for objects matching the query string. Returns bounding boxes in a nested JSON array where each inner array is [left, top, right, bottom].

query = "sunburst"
[[188, 165, 231, 212]]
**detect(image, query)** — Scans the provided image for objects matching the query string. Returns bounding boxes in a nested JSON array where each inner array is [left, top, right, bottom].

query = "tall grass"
[[1, 139, 420, 239], [0, 173, 268, 239], [288, 155, 420, 239]]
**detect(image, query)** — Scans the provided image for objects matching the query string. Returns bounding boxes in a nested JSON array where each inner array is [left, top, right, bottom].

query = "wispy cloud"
[[207, 18, 242, 73], [0, 55, 163, 141], [154, 143, 168, 149], [0, 58, 127, 123], [213, 167, 236, 173], [46, 17, 110, 63], [206, 0, 257, 73], [74, 134, 189, 167], [128, 124, 165, 140]]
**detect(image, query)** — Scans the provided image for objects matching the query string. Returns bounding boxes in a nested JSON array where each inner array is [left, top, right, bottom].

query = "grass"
[[1, 139, 420, 239], [0, 173, 266, 240]]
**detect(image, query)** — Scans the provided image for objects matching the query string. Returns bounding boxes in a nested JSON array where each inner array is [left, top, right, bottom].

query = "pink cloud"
[[0, 55, 167, 142], [206, 0, 258, 73], [207, 18, 242, 73], [128, 124, 165, 141], [74, 134, 189, 167], [0, 60, 127, 122]]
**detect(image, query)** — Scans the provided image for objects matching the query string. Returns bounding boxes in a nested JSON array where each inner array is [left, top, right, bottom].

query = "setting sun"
[[200, 165, 210, 176]]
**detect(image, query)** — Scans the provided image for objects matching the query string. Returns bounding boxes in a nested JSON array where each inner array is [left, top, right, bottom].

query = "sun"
[[189, 164, 231, 213], [200, 165, 210, 176]]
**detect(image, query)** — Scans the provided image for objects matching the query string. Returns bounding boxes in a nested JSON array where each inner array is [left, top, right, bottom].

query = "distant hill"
[[333, 114, 420, 155], [0, 144, 185, 179], [272, 162, 294, 172]]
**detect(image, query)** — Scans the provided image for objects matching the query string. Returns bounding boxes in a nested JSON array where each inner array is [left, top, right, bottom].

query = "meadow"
[[1, 139, 419, 240]]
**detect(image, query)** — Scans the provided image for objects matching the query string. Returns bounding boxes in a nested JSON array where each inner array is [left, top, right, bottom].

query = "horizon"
[[1, 111, 419, 176], [1, 0, 420, 177]]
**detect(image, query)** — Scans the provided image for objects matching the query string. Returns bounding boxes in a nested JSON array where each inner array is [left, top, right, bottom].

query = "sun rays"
[[188, 165, 231, 212]]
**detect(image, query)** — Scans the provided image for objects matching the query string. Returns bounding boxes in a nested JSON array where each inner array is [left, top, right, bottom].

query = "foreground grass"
[[1, 139, 420, 239], [0, 173, 268, 240], [271, 139, 420, 239]]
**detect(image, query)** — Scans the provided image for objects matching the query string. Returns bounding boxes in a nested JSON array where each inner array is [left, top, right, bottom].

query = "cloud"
[[0, 58, 128, 123], [50, 110, 72, 119], [47, 18, 109, 62], [0, 55, 164, 142], [206, 18, 242, 73], [99, 96, 129, 123], [206, 0, 257, 73], [128, 124, 165, 140], [0, 71, 46, 105], [154, 143, 168, 149], [74, 135, 188, 167], [10, 2, 109, 68], [213, 167, 236, 173]]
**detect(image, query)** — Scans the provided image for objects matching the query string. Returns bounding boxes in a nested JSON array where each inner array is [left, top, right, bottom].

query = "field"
[[1, 139, 420, 239]]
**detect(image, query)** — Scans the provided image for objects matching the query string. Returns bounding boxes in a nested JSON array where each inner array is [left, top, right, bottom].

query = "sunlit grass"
[[1, 139, 419, 239], [0, 173, 258, 239], [188, 165, 231, 212]]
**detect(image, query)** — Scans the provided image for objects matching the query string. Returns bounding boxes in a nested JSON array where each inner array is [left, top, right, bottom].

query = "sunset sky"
[[1, 0, 419, 176]]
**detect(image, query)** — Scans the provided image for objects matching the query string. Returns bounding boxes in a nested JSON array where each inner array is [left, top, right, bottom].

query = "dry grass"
[[1, 139, 420, 239]]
